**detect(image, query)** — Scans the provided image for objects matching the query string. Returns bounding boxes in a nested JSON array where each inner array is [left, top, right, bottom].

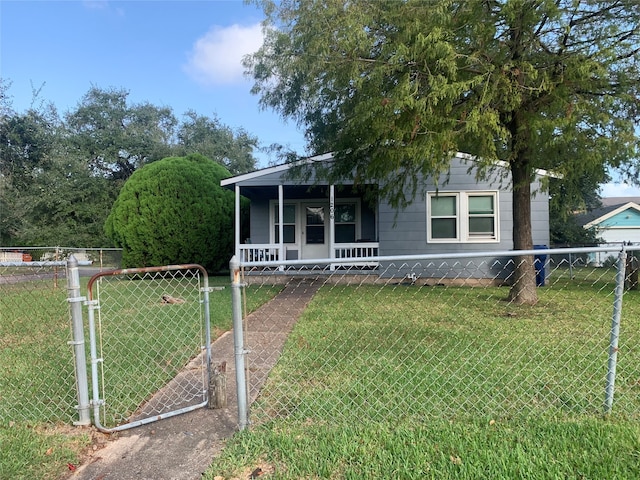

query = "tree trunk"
[[508, 160, 538, 305]]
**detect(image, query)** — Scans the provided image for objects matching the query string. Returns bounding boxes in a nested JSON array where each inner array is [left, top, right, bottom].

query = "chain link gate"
[[85, 264, 213, 432]]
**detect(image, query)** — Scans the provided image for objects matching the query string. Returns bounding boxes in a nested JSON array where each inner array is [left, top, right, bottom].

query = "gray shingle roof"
[[576, 204, 625, 227]]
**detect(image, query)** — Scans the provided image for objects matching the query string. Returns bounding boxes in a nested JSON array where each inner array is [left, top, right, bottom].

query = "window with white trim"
[[334, 203, 357, 243], [427, 191, 499, 242], [274, 204, 296, 243]]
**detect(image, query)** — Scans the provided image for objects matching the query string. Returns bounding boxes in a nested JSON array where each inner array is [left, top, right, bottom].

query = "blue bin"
[[534, 245, 548, 287]]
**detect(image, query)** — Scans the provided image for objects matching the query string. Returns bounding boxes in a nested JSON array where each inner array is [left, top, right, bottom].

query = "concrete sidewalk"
[[70, 279, 320, 480]]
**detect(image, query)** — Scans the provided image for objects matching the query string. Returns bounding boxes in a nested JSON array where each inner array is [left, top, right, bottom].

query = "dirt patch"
[[213, 460, 277, 480], [61, 426, 114, 478]]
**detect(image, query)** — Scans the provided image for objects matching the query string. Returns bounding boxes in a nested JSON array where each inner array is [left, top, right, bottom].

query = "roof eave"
[[220, 152, 333, 187], [220, 151, 559, 188]]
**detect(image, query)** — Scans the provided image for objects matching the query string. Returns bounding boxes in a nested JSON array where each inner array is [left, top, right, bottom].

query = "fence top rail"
[[0, 261, 93, 267], [86, 263, 208, 301], [0, 246, 123, 251], [238, 245, 631, 268]]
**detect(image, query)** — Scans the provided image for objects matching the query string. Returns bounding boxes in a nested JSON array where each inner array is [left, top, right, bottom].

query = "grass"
[[206, 418, 640, 479], [1, 280, 78, 423], [0, 272, 280, 480], [1, 276, 90, 480], [0, 423, 91, 480], [205, 266, 640, 479], [3, 264, 640, 479]]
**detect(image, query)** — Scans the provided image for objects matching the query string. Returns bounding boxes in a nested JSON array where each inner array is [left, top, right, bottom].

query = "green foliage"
[[18, 155, 116, 247], [550, 217, 600, 247], [175, 110, 259, 175], [0, 83, 258, 247], [65, 86, 177, 181], [248, 0, 640, 303], [105, 154, 235, 271], [249, 0, 638, 202], [0, 93, 119, 246], [549, 175, 603, 246], [0, 107, 58, 191]]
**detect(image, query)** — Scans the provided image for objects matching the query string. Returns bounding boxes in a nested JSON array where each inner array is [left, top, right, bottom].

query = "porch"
[[220, 156, 380, 269]]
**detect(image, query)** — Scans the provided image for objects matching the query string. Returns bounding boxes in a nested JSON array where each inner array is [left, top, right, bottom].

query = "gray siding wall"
[[248, 198, 377, 244], [249, 199, 270, 244], [378, 158, 549, 257]]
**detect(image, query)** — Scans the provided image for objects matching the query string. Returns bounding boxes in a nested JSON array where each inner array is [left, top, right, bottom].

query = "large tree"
[[247, 0, 640, 304], [0, 87, 63, 244], [1, 82, 261, 247], [65, 87, 177, 182], [0, 99, 116, 246]]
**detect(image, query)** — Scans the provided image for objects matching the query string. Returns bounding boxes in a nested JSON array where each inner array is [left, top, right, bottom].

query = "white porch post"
[[235, 184, 241, 260], [329, 184, 335, 270], [278, 184, 284, 267]]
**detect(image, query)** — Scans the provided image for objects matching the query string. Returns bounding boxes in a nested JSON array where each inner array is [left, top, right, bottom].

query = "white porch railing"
[[239, 244, 281, 263], [239, 242, 380, 267], [333, 242, 379, 267]]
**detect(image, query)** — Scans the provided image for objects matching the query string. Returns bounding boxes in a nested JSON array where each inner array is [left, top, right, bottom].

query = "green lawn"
[[0, 273, 279, 480], [205, 267, 640, 479], [1, 277, 89, 480], [4, 265, 640, 479]]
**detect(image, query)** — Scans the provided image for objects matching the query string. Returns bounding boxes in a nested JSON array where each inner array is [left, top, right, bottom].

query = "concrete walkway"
[[70, 279, 321, 480]]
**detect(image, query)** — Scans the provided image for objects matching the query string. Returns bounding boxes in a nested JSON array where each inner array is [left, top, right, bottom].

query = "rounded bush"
[[105, 154, 234, 271]]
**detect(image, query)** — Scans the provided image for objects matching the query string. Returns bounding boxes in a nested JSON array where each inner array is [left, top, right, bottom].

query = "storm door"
[[301, 204, 329, 259]]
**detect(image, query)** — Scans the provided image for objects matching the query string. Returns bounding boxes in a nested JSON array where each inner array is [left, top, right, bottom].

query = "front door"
[[302, 204, 329, 259]]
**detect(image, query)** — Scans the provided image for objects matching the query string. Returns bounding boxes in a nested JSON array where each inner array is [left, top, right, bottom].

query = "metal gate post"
[[605, 246, 626, 414], [67, 256, 91, 425], [201, 273, 212, 394], [230, 256, 249, 430], [86, 296, 103, 427]]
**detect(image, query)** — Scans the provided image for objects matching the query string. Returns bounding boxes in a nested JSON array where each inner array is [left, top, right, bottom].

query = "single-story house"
[[221, 152, 550, 278], [577, 198, 640, 265]]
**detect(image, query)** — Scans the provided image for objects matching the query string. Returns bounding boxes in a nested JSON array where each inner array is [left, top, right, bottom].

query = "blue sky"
[[1, 0, 308, 167], [1, 0, 637, 196]]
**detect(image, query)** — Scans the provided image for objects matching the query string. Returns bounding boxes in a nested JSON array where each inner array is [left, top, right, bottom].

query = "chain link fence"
[[235, 246, 640, 428], [0, 262, 78, 424], [3, 245, 639, 434], [0, 246, 122, 271], [85, 265, 213, 432]]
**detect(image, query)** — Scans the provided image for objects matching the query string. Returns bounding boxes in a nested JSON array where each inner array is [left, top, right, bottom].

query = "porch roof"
[[220, 152, 335, 189]]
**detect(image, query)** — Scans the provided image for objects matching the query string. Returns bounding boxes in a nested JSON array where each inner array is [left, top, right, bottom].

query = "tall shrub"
[[105, 153, 234, 271]]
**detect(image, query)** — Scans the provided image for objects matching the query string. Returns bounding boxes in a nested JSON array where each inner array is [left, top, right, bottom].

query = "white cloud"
[[600, 182, 640, 198], [184, 23, 263, 86], [82, 1, 124, 17]]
